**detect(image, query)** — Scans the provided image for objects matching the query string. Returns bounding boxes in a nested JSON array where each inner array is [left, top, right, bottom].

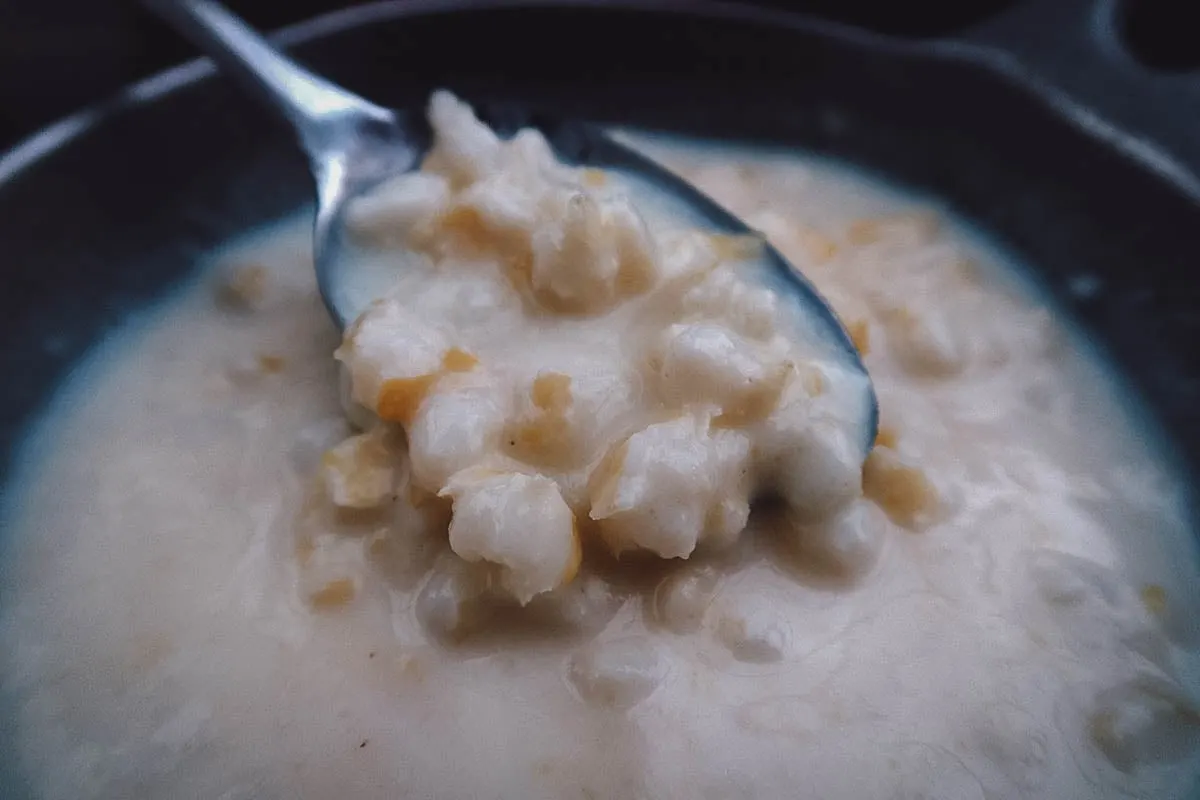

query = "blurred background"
[[0, 0, 1191, 153]]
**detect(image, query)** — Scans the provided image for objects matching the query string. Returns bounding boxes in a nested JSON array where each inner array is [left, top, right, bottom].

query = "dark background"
[[0, 0, 1192, 153]]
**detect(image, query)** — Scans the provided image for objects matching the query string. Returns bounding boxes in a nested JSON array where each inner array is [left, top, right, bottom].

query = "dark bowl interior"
[[1, 1, 1198, 793]]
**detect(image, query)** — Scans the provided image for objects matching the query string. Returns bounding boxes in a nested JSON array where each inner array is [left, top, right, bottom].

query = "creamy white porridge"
[[1, 94, 1199, 800]]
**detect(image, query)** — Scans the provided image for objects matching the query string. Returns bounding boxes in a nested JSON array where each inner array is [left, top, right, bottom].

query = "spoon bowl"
[[148, 0, 878, 452]]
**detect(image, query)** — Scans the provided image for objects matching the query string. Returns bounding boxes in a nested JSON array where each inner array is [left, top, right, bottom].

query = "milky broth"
[[1, 137, 1198, 800]]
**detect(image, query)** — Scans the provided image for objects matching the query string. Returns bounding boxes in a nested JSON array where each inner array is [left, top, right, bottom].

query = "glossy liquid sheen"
[[1, 138, 1199, 800]]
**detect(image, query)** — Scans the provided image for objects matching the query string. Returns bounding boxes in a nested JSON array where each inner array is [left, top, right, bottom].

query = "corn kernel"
[[581, 168, 608, 187], [846, 212, 938, 246], [1140, 584, 1168, 617], [506, 413, 575, 468], [847, 319, 871, 357], [257, 353, 286, 373], [709, 233, 765, 262], [800, 364, 827, 397], [309, 578, 356, 610], [862, 447, 939, 531], [438, 205, 495, 253], [561, 519, 584, 584], [376, 374, 440, 425], [798, 227, 838, 264], [441, 347, 478, 373], [532, 372, 572, 411], [874, 425, 898, 450]]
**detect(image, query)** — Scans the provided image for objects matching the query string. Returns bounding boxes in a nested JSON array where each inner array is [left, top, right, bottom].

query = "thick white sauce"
[[1, 130, 1199, 800]]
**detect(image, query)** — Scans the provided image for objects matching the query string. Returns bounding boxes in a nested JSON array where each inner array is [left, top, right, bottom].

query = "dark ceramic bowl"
[[1, 1, 1198, 795]]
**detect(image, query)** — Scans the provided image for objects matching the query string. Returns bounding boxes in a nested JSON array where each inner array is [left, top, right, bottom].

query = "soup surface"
[[2, 119, 1199, 799]]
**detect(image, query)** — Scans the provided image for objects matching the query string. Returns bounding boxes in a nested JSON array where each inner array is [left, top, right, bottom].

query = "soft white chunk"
[[440, 468, 580, 604], [334, 299, 447, 411], [505, 128, 559, 177], [680, 265, 779, 341], [757, 373, 863, 523], [530, 191, 621, 311], [589, 413, 752, 559], [655, 322, 786, 419], [346, 172, 451, 246], [425, 90, 502, 186], [653, 565, 720, 634], [716, 601, 792, 663], [567, 636, 664, 710], [790, 499, 886, 578], [321, 431, 396, 509], [407, 372, 509, 491], [415, 556, 496, 641], [656, 230, 720, 290]]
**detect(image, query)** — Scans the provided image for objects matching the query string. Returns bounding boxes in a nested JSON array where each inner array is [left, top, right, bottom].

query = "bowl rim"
[[5, 0, 1196, 199], [0, 0, 905, 184]]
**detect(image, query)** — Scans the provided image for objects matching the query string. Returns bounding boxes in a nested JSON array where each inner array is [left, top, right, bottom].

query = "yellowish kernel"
[[581, 168, 608, 187], [615, 243, 656, 299], [217, 262, 268, 309], [376, 374, 439, 425], [846, 212, 938, 246], [531, 283, 597, 315], [366, 530, 391, 560], [506, 414, 576, 469], [438, 205, 495, 252], [560, 518, 584, 584], [800, 364, 827, 397], [1140, 584, 1168, 617], [874, 425, 899, 450], [847, 319, 871, 357], [257, 353, 286, 373], [709, 232, 765, 262], [309, 578, 356, 610], [442, 347, 479, 373], [862, 448, 939, 531], [504, 372, 580, 465], [798, 227, 838, 264], [505, 247, 536, 292], [846, 219, 884, 246], [532, 372, 573, 411]]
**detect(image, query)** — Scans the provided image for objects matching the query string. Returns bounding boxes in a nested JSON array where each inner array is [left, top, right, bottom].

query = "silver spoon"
[[147, 0, 877, 453]]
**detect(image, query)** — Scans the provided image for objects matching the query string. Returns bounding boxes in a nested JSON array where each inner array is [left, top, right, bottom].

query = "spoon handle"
[[145, 0, 394, 158]]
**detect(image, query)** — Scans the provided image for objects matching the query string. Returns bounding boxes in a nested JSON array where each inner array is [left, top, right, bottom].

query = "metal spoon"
[[147, 0, 877, 452]]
